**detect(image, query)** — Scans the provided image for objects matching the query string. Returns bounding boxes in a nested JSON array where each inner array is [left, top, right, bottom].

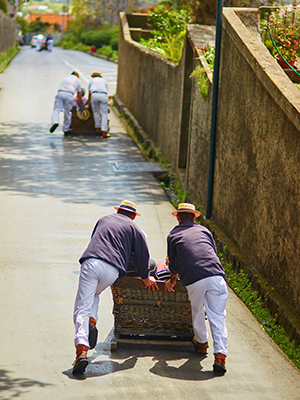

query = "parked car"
[[30, 34, 45, 48], [30, 35, 39, 47]]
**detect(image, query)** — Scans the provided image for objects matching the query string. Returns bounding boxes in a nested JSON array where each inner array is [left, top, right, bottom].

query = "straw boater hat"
[[172, 202, 201, 217], [114, 200, 141, 216], [91, 72, 102, 78]]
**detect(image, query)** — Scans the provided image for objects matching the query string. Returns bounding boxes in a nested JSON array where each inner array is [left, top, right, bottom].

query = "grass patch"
[[190, 65, 209, 99], [219, 245, 300, 371], [0, 46, 20, 73]]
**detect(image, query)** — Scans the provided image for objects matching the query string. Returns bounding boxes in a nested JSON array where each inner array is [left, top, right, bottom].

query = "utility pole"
[[205, 0, 223, 219]]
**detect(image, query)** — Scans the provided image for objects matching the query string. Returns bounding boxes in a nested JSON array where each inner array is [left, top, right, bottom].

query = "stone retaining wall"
[[116, 9, 300, 342], [0, 10, 16, 54]]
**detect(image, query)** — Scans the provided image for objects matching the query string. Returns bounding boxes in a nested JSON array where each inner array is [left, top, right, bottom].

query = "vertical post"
[[205, 0, 223, 219]]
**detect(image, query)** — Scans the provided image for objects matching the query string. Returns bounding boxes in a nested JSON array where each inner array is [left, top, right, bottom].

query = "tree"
[[0, 0, 8, 13]]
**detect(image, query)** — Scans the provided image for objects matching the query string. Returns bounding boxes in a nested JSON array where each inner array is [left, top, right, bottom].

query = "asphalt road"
[[0, 46, 300, 400]]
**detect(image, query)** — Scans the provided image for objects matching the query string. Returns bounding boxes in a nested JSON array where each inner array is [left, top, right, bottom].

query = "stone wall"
[[185, 25, 215, 210], [0, 10, 16, 54], [117, 12, 185, 169], [116, 10, 300, 338], [213, 8, 300, 317]]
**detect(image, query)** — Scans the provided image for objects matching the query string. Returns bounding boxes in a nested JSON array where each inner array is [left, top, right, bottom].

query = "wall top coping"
[[187, 25, 215, 52], [223, 7, 300, 131]]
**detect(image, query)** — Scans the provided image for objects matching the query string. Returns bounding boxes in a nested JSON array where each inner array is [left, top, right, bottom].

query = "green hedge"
[[81, 29, 118, 48]]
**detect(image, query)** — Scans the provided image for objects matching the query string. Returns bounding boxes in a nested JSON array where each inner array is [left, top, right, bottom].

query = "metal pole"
[[205, 0, 223, 219]]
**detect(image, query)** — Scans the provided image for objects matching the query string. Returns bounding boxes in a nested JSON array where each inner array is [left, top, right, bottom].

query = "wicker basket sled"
[[67, 106, 110, 136], [110, 276, 194, 350]]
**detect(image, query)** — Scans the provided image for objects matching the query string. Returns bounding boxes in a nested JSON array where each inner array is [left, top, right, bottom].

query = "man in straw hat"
[[72, 200, 158, 375], [49, 71, 83, 134], [85, 72, 110, 138], [165, 203, 228, 374]]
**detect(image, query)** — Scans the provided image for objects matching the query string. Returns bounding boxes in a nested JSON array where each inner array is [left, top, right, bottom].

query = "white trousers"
[[73, 258, 119, 347], [36, 39, 42, 51], [91, 93, 108, 130], [187, 275, 228, 355], [51, 91, 74, 132], [47, 40, 53, 51]]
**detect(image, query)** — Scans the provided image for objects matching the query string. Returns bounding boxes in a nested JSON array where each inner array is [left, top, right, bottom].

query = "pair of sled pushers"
[[110, 276, 195, 351]]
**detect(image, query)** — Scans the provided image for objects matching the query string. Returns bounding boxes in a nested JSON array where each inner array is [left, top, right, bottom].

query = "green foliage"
[[190, 65, 209, 99], [96, 45, 118, 60], [110, 36, 119, 51], [16, 15, 28, 34], [0, 45, 19, 73], [53, 23, 61, 33], [260, 7, 300, 61], [218, 247, 300, 371], [168, 176, 188, 206], [204, 46, 215, 69], [0, 0, 7, 13], [81, 28, 118, 48], [28, 17, 50, 33], [139, 4, 191, 64]]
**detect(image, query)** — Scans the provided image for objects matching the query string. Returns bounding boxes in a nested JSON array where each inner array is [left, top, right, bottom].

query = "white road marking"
[[61, 59, 90, 83]]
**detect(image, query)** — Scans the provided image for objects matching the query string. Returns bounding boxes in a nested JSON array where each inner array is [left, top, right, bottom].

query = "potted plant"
[[261, 7, 300, 69]]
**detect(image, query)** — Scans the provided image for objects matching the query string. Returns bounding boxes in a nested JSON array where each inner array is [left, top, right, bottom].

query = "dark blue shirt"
[[79, 213, 150, 279], [167, 220, 225, 286]]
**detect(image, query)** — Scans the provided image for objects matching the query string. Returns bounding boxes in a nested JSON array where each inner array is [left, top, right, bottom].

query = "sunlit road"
[[0, 46, 300, 399]]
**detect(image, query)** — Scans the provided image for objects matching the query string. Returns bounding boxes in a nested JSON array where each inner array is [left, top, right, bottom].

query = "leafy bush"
[[110, 36, 119, 51], [16, 16, 28, 34], [0, 0, 7, 13], [81, 28, 119, 48], [204, 46, 215, 69], [139, 4, 191, 64], [190, 65, 209, 99]]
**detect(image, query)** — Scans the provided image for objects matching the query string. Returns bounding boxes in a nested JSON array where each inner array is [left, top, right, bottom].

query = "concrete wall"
[[116, 10, 300, 329], [213, 8, 300, 317], [185, 25, 215, 209], [117, 12, 185, 169], [0, 10, 16, 54]]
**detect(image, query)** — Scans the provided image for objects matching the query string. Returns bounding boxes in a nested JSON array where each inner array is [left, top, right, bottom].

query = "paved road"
[[0, 46, 300, 400]]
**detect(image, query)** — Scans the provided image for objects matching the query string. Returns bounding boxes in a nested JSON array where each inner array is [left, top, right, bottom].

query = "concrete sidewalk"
[[0, 47, 299, 399]]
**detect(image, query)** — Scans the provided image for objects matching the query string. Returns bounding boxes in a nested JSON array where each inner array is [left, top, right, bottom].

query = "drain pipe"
[[205, 0, 223, 219]]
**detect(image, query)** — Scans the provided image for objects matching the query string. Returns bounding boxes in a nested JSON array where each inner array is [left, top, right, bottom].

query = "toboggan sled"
[[110, 276, 193, 350]]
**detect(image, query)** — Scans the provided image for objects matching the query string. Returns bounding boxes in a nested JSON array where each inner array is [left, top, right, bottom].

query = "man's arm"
[[85, 91, 91, 108], [76, 90, 82, 104], [132, 229, 159, 291], [164, 235, 178, 292]]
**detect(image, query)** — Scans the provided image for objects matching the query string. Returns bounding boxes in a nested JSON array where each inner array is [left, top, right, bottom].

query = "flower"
[[261, 7, 300, 62]]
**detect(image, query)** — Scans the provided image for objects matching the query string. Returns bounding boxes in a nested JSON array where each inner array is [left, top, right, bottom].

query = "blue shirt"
[[79, 213, 150, 279], [167, 220, 225, 286]]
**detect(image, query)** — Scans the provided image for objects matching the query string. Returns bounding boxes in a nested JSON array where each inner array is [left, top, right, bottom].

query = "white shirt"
[[58, 75, 81, 95], [88, 77, 108, 94]]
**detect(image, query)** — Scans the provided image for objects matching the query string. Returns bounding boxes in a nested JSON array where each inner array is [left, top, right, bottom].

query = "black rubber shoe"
[[72, 354, 89, 375], [89, 326, 98, 349], [49, 123, 58, 133]]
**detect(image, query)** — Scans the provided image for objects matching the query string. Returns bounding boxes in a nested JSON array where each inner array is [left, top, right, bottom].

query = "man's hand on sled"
[[164, 273, 178, 292], [143, 276, 159, 292]]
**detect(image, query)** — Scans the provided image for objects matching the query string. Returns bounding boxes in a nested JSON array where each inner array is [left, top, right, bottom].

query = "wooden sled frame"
[[111, 276, 194, 351]]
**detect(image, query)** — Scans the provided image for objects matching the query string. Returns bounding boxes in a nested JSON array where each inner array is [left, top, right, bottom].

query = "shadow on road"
[[0, 122, 166, 205], [0, 368, 52, 399], [63, 338, 216, 381]]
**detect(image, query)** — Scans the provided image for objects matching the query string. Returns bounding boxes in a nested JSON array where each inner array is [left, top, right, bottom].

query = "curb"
[[87, 51, 118, 64]]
